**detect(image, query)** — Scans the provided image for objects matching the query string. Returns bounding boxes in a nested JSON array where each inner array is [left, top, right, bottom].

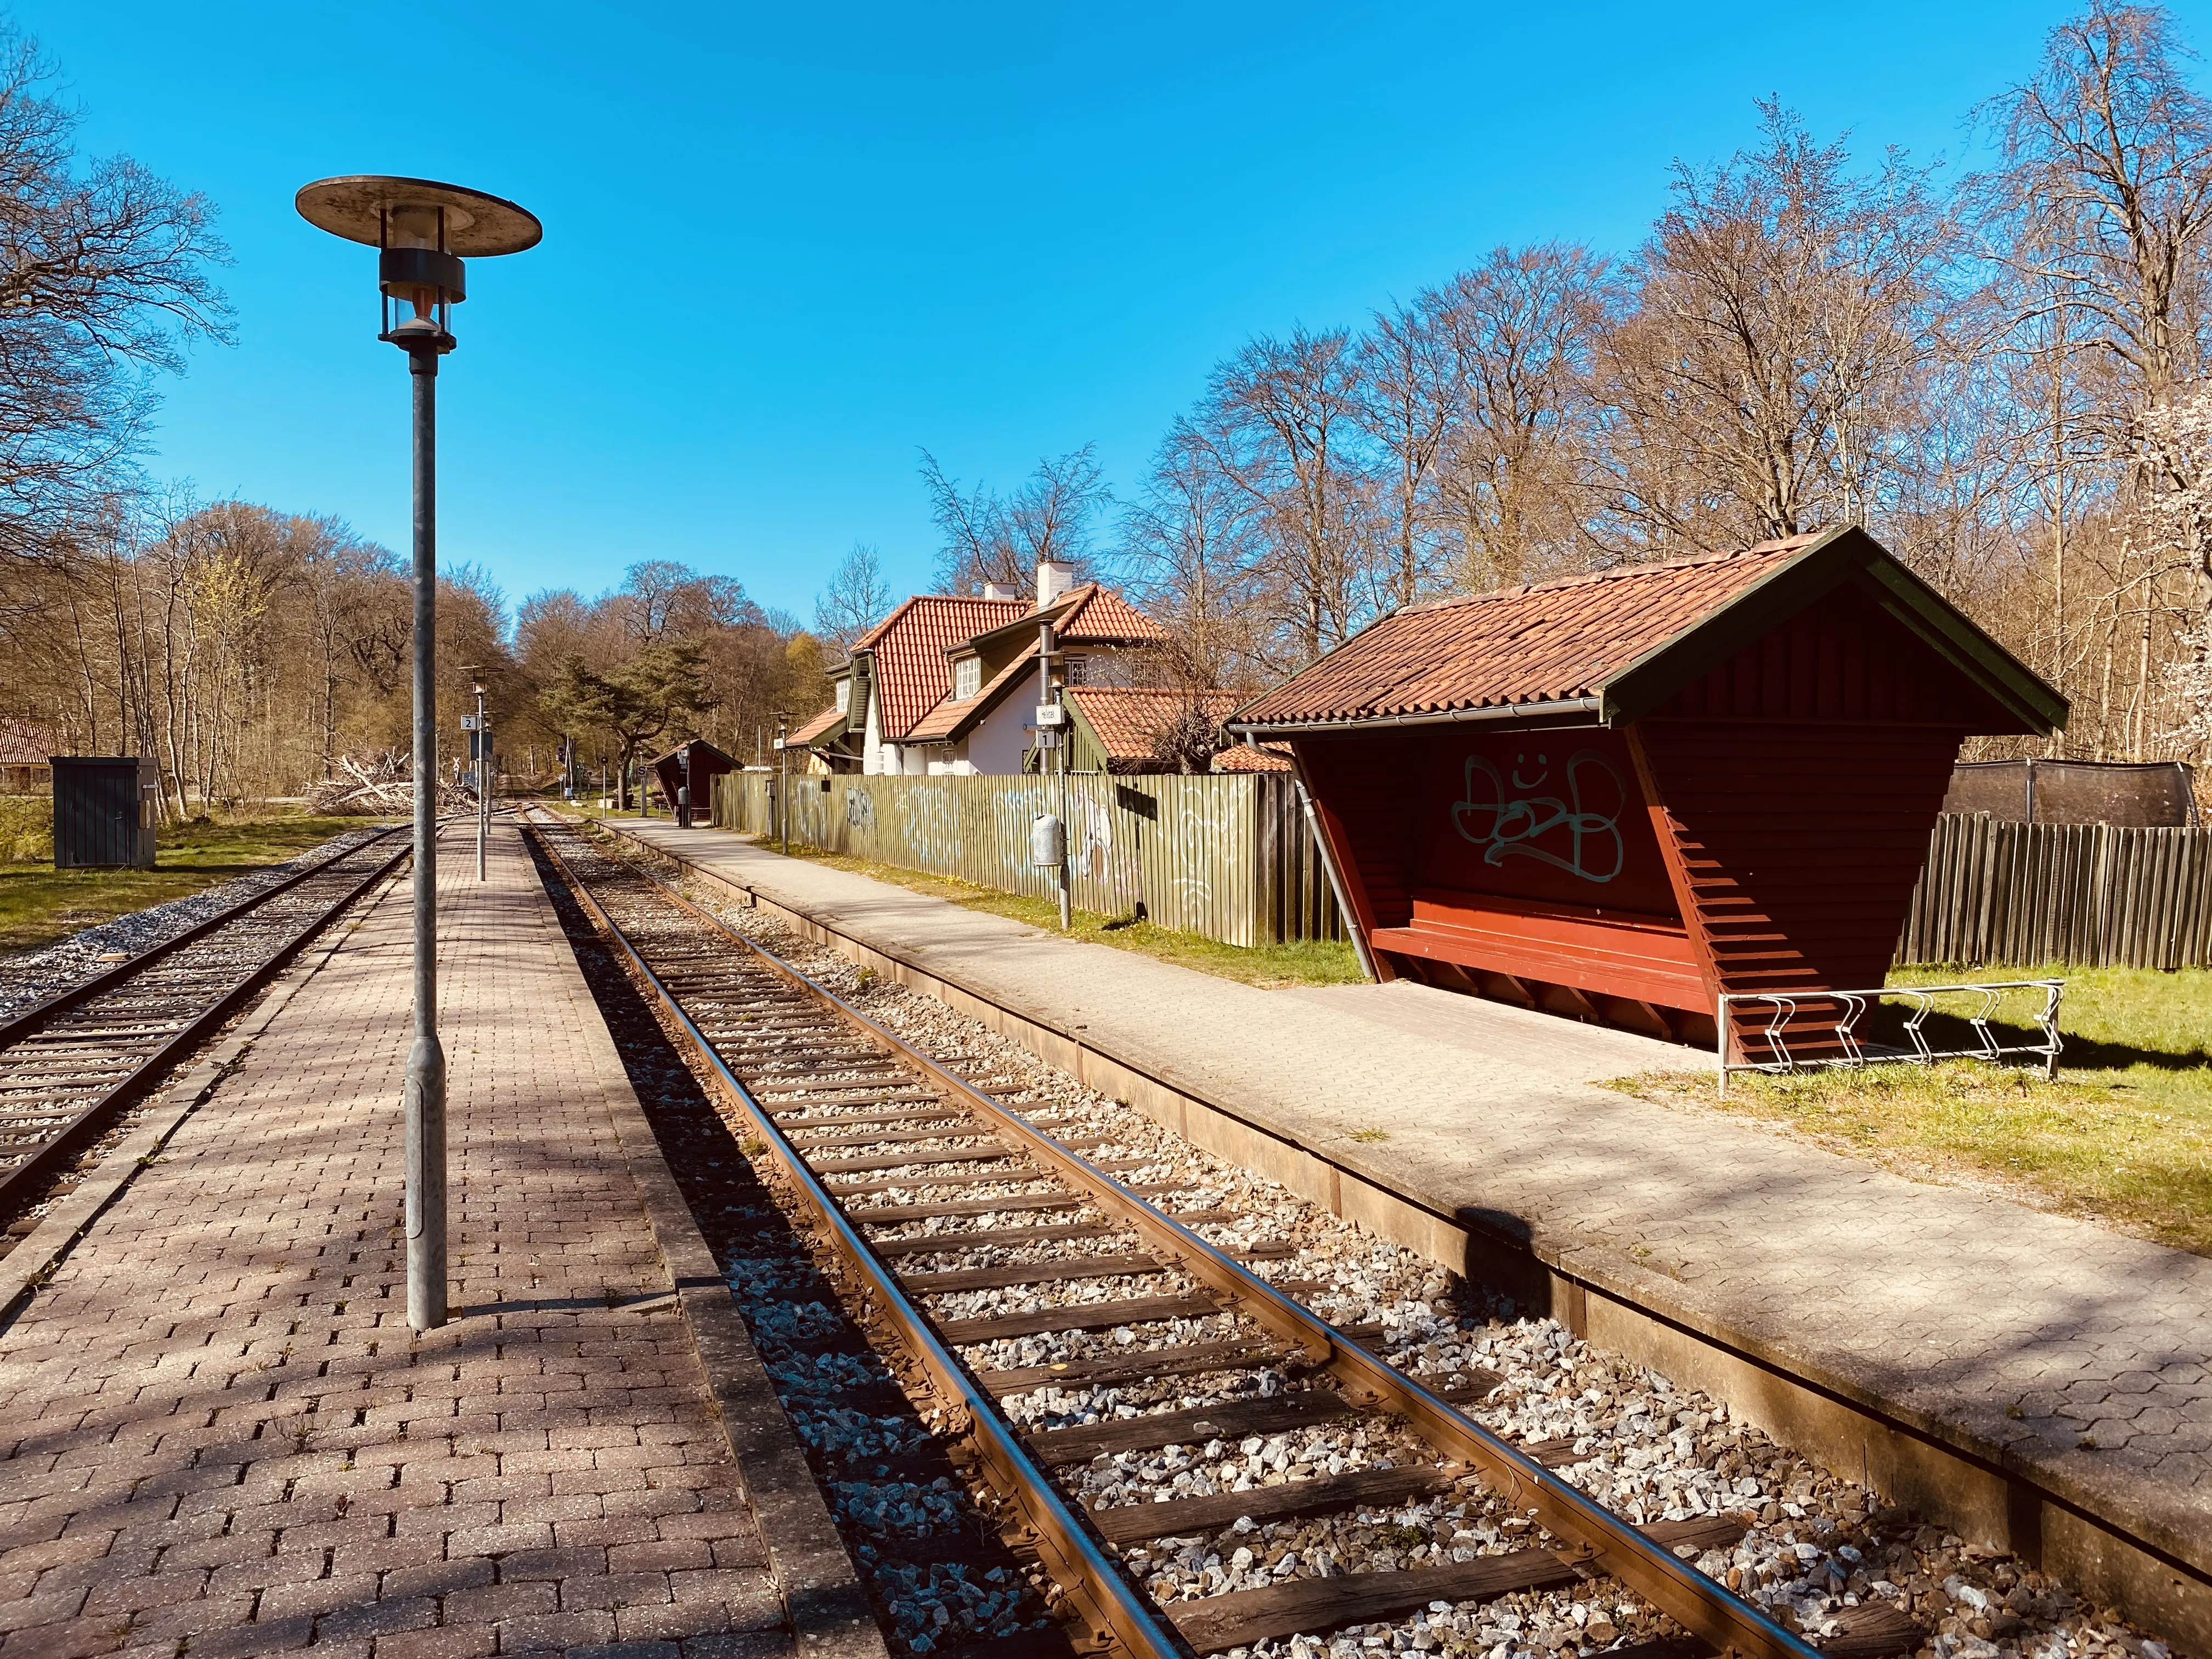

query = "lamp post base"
[[404, 1031, 449, 1330]]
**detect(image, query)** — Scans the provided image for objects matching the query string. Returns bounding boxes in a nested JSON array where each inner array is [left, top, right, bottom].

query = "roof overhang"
[[1228, 695, 1604, 739]]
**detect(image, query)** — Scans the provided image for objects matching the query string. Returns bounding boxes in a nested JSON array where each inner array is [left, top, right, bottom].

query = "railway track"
[[0, 825, 414, 1224], [528, 813, 1928, 1659]]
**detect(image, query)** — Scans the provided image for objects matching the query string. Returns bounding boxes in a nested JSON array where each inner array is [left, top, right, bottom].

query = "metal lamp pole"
[[296, 176, 541, 1333], [775, 712, 791, 855]]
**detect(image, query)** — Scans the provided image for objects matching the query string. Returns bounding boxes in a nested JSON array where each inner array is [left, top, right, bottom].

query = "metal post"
[[777, 713, 791, 855], [474, 683, 487, 881], [403, 347, 447, 1333], [1038, 618, 1071, 932]]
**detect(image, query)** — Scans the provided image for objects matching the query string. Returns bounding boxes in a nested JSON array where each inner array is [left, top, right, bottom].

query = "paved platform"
[[0, 824, 828, 1659], [611, 816, 2212, 1643]]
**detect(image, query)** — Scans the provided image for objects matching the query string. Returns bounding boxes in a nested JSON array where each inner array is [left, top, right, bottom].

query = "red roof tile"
[[907, 652, 1043, 743], [787, 703, 847, 747], [860, 595, 1030, 741], [1054, 585, 1170, 644], [0, 719, 52, 766], [1212, 742, 1293, 773], [1233, 537, 1822, 727], [1066, 687, 1246, 762]]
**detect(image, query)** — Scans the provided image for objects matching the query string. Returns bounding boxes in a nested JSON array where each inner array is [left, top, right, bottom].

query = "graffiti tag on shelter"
[[1451, 749, 1627, 884]]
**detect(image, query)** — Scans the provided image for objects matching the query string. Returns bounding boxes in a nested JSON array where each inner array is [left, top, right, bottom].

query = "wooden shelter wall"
[[1295, 731, 1424, 930], [1637, 719, 1962, 999], [1657, 585, 2016, 730]]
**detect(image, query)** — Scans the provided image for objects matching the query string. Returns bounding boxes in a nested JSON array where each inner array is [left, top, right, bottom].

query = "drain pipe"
[[1293, 769, 1376, 982]]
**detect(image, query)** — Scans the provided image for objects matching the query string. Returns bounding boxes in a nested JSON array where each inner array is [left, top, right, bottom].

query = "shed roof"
[[1065, 687, 1245, 763], [1231, 527, 2066, 736], [856, 594, 1030, 740], [1212, 742, 1294, 773], [787, 703, 848, 748]]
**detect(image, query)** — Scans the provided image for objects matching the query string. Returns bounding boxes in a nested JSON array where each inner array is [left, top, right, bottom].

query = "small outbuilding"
[[52, 757, 159, 870], [648, 740, 736, 824], [1228, 528, 2067, 1051]]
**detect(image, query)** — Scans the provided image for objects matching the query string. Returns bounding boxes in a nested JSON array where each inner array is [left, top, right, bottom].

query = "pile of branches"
[[306, 752, 471, 816]]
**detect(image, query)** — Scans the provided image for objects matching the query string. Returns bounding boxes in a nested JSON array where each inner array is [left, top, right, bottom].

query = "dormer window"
[[954, 657, 981, 700], [833, 678, 850, 712]]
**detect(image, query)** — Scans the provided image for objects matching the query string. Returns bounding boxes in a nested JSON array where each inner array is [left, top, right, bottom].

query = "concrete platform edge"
[[611, 820, 2212, 1654], [532, 830, 889, 1659], [0, 863, 411, 1328]]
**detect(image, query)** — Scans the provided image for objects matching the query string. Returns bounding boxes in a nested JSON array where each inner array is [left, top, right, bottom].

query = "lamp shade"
[[295, 176, 541, 256]]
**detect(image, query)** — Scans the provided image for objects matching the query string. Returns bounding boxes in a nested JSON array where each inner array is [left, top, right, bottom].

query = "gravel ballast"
[[575, 826, 2180, 1659]]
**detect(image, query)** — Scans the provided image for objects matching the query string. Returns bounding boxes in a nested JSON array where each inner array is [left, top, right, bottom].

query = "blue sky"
[[22, 1, 2196, 625]]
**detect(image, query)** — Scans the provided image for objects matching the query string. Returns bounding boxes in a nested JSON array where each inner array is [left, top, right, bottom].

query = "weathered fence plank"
[[1895, 812, 2212, 969], [713, 771, 1341, 947]]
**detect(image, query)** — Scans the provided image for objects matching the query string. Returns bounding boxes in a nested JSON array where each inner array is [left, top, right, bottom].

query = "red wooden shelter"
[[1228, 529, 2067, 1051]]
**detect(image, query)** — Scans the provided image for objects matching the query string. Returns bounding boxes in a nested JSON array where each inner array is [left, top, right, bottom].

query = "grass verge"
[[0, 809, 379, 956], [1604, 963, 2212, 1255]]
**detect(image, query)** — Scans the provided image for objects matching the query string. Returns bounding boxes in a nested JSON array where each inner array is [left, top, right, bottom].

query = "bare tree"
[[1428, 244, 1620, 588], [1353, 296, 1462, 606], [1187, 328, 1376, 667], [0, 27, 229, 557], [919, 444, 1111, 593], [812, 541, 894, 653], [1598, 104, 1952, 552], [1116, 424, 1266, 689]]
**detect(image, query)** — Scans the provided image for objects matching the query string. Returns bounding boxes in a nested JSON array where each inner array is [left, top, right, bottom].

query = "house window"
[[954, 657, 981, 700], [833, 678, 850, 712], [1063, 656, 1088, 686]]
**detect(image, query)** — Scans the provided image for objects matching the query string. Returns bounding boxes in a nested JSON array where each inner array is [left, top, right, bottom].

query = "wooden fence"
[[715, 771, 1342, 947], [1897, 812, 2212, 969]]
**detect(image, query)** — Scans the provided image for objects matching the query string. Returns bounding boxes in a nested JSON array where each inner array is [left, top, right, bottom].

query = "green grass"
[[0, 806, 380, 955], [1605, 963, 2212, 1255], [582, 815, 1364, 989]]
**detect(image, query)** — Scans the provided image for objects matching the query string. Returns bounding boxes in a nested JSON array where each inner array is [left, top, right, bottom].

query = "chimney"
[[1035, 559, 1075, 610], [981, 582, 1019, 601]]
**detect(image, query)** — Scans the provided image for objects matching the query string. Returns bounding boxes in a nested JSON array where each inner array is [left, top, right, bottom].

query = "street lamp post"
[[296, 177, 540, 1333], [460, 667, 489, 881], [774, 712, 791, 855]]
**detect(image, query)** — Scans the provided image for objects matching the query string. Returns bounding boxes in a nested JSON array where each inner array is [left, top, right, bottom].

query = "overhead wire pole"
[[1037, 613, 1070, 931], [295, 176, 541, 1334]]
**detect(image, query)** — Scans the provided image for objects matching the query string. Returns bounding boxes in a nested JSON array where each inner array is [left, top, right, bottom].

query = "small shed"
[[53, 757, 159, 870], [1942, 758, 2196, 827], [1229, 528, 2067, 1052], [648, 740, 736, 819]]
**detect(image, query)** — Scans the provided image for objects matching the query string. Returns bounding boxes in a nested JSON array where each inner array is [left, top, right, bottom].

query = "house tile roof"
[[907, 653, 1042, 744], [859, 595, 1030, 741], [1232, 537, 1822, 729], [1066, 687, 1246, 762], [1054, 585, 1171, 644], [787, 703, 848, 747], [0, 719, 53, 766], [1212, 742, 1294, 773]]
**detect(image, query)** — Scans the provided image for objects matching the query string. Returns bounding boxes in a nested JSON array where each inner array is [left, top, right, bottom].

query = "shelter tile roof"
[[787, 703, 848, 747], [859, 595, 1030, 741], [1233, 536, 1822, 729], [1066, 687, 1246, 762]]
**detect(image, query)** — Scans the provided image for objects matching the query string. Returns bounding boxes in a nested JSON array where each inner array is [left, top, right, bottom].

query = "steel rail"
[[0, 834, 417, 1216], [533, 815, 1822, 1659], [526, 817, 1188, 1659], [0, 822, 413, 1052]]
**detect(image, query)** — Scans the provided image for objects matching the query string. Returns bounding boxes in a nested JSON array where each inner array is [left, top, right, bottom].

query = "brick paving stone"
[[0, 827, 781, 1656], [618, 816, 2212, 1583]]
